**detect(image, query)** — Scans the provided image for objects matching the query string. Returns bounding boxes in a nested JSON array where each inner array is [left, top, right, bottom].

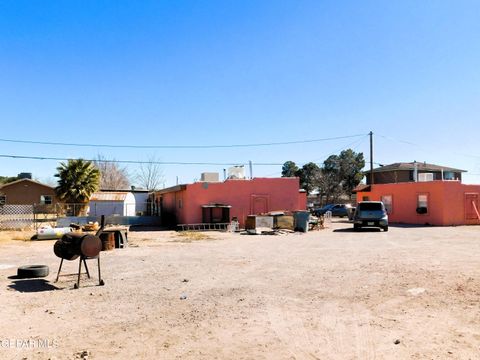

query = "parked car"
[[347, 206, 356, 221], [353, 201, 388, 231], [313, 204, 351, 218]]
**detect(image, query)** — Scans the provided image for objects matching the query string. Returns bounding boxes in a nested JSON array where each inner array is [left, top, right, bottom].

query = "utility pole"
[[369, 131, 374, 185], [249, 160, 253, 179]]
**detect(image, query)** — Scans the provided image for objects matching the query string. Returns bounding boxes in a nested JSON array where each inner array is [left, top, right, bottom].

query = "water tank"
[[228, 166, 245, 179], [18, 172, 32, 179]]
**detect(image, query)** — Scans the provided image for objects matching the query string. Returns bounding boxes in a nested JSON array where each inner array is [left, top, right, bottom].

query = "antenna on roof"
[[413, 160, 418, 182], [369, 131, 374, 185]]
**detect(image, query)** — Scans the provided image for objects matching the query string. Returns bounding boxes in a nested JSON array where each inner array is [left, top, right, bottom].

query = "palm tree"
[[55, 159, 100, 215]]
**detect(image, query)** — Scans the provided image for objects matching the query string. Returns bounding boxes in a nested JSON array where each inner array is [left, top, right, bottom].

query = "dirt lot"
[[1, 221, 480, 359]]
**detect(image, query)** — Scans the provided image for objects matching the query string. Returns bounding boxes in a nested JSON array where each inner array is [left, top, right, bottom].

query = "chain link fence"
[[0, 205, 35, 230], [0, 202, 155, 230]]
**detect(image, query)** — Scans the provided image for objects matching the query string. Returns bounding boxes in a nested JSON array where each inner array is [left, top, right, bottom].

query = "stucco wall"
[[155, 177, 306, 227], [356, 181, 480, 226]]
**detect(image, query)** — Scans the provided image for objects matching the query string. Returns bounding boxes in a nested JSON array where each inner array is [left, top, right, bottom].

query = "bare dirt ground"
[[1, 220, 480, 359]]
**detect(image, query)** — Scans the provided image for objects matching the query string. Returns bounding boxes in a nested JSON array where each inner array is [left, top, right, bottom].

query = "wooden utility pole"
[[369, 131, 374, 185]]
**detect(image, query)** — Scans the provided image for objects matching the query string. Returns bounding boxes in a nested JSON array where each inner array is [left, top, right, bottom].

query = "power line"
[[0, 153, 284, 166], [376, 133, 420, 147], [264, 137, 370, 177], [0, 134, 367, 149], [310, 134, 369, 163], [376, 133, 480, 159]]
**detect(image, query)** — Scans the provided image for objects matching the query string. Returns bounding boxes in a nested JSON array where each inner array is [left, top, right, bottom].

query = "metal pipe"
[[369, 131, 374, 185]]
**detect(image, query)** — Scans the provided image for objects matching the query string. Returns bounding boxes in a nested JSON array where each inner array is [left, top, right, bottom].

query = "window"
[[417, 194, 428, 214], [0, 195, 6, 205], [381, 195, 393, 214], [178, 199, 183, 209], [40, 195, 53, 205], [444, 171, 454, 180], [358, 202, 383, 211]]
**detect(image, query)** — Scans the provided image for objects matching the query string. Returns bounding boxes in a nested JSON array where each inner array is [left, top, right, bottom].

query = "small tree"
[[55, 159, 100, 215], [296, 162, 321, 195], [281, 161, 299, 177], [337, 149, 365, 194], [0, 175, 20, 185], [94, 154, 130, 190], [320, 150, 365, 203], [135, 156, 165, 191], [317, 169, 343, 204]]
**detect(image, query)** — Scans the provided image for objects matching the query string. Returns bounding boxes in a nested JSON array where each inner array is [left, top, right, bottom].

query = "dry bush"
[[173, 231, 212, 243], [0, 230, 34, 242]]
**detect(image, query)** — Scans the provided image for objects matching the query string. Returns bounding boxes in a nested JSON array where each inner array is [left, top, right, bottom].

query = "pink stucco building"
[[152, 177, 307, 227], [355, 181, 480, 226]]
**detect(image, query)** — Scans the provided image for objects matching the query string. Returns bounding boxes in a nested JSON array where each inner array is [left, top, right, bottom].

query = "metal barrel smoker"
[[54, 216, 106, 289]]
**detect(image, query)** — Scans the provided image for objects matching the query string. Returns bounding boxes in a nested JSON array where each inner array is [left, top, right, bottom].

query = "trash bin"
[[294, 211, 310, 232]]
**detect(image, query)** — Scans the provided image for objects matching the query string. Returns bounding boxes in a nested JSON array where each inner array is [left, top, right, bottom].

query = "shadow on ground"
[[129, 225, 169, 232], [7, 279, 60, 292], [389, 223, 434, 228], [333, 227, 382, 233]]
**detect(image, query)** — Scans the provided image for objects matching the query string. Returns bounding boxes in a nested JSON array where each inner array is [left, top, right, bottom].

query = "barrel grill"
[[54, 216, 106, 289]]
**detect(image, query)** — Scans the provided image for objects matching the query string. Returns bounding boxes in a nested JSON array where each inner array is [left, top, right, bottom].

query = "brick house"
[[365, 162, 465, 185], [0, 178, 58, 206]]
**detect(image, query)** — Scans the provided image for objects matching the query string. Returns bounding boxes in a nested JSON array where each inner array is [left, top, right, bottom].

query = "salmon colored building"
[[355, 181, 480, 226], [152, 177, 307, 228]]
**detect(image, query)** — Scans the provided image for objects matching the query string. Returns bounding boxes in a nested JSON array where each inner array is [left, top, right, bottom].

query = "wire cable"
[[0, 153, 285, 166], [0, 134, 367, 149], [376, 133, 480, 159]]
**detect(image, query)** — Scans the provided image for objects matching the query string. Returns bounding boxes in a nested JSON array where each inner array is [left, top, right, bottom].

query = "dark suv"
[[353, 201, 389, 231], [313, 204, 351, 218]]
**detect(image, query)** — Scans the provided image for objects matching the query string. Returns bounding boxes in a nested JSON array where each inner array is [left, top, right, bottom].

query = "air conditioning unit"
[[200, 172, 220, 182], [418, 173, 434, 182]]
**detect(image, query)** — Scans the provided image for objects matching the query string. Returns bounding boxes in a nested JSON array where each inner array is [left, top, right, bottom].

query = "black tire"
[[17, 265, 49, 279], [383, 226, 389, 232]]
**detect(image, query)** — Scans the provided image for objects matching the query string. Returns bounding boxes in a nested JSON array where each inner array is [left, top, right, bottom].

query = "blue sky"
[[1, 0, 479, 187]]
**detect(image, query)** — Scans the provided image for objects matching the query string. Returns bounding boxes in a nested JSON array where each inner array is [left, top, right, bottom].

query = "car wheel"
[[383, 226, 389, 232]]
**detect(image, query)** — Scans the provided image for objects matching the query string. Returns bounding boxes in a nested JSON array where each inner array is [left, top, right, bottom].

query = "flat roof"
[[154, 185, 187, 195]]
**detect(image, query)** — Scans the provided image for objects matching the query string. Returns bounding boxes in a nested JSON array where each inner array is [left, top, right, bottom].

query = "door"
[[251, 195, 269, 215], [465, 193, 479, 220]]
